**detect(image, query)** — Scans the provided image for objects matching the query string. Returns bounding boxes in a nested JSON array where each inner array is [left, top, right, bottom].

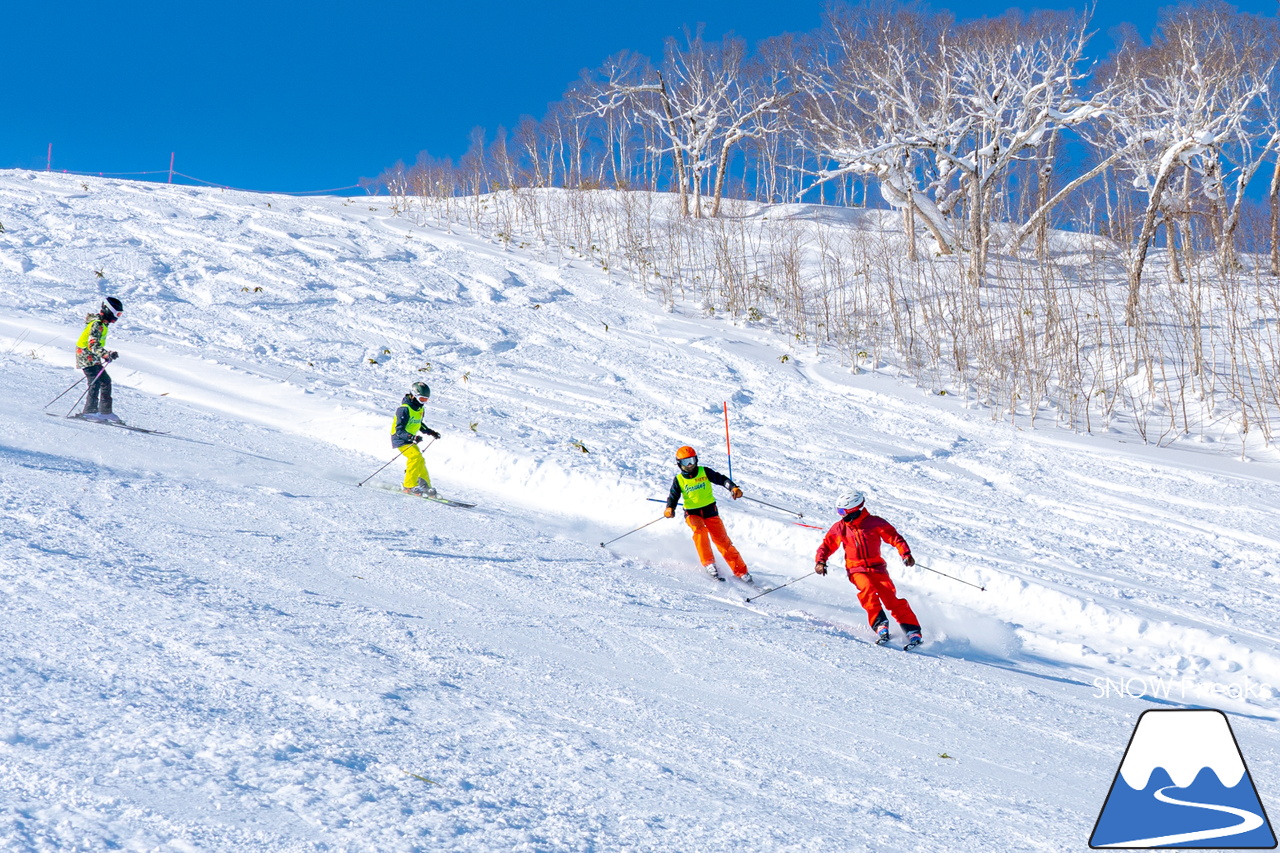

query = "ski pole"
[[741, 494, 804, 518], [358, 438, 435, 487], [46, 376, 85, 408], [913, 562, 985, 591], [600, 516, 665, 548], [64, 366, 106, 418], [745, 570, 817, 603]]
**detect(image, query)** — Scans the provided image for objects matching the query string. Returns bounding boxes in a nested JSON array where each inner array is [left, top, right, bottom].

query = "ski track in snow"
[[0, 171, 1277, 851]]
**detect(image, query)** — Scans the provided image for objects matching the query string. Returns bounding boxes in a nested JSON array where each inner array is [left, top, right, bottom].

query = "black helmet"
[[101, 297, 123, 322], [411, 381, 431, 400]]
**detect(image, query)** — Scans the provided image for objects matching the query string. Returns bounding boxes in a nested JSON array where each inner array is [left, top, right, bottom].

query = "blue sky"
[[3, 1, 1277, 193]]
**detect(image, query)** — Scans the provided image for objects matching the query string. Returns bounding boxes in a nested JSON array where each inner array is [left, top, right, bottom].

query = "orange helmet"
[[675, 445, 699, 473], [675, 445, 698, 460]]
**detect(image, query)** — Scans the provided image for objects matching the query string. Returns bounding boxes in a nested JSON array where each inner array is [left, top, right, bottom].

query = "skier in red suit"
[[815, 490, 922, 648]]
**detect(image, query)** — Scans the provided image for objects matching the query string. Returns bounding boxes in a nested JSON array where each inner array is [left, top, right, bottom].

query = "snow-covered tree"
[[793, 4, 957, 259], [795, 4, 1101, 278], [1094, 4, 1277, 324], [587, 29, 790, 218], [944, 9, 1102, 278]]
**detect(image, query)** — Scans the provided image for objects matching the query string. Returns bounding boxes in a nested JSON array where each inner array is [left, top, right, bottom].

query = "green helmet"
[[411, 382, 431, 400]]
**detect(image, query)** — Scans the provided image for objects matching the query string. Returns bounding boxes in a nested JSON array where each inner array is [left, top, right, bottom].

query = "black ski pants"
[[82, 366, 113, 414]]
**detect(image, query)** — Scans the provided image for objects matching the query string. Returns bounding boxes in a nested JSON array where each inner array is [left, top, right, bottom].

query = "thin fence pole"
[[723, 401, 732, 482]]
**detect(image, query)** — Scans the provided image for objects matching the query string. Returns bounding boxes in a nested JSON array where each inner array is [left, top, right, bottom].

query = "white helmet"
[[836, 490, 866, 514]]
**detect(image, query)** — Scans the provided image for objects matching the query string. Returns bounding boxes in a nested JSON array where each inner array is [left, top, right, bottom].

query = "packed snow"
[[1, 170, 1277, 851]]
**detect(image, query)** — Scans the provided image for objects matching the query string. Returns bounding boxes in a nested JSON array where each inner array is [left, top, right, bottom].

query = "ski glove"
[[106, 351, 119, 363], [425, 428, 442, 439], [814, 561, 828, 576], [411, 434, 423, 444], [730, 487, 743, 499], [663, 507, 674, 519], [903, 554, 916, 567]]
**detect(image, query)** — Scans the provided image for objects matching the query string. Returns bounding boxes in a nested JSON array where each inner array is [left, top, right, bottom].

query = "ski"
[[421, 495, 476, 508], [374, 484, 475, 508], [400, 490, 476, 508], [52, 412, 170, 434]]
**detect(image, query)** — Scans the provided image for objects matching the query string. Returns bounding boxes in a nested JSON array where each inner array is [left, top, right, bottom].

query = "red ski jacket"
[[814, 511, 912, 574]]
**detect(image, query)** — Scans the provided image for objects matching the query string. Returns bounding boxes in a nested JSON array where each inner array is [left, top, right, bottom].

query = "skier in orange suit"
[[664, 445, 752, 582]]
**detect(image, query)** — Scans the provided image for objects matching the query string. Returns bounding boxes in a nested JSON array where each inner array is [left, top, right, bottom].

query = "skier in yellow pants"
[[391, 382, 442, 496]]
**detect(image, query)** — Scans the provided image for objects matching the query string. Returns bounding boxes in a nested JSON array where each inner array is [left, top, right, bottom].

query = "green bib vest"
[[677, 466, 716, 510], [391, 404, 424, 436], [77, 318, 106, 350]]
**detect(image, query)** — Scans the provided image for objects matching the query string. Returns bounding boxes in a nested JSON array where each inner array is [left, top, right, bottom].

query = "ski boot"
[[705, 564, 724, 582], [404, 478, 436, 498], [873, 620, 891, 646], [903, 629, 923, 651], [738, 571, 753, 584]]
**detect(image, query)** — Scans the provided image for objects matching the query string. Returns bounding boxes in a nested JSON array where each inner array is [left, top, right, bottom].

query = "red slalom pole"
[[723, 401, 732, 482]]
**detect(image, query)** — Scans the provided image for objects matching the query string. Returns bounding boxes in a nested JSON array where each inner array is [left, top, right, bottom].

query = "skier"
[[74, 297, 124, 422], [391, 382, 442, 496], [663, 445, 752, 582], [814, 490, 923, 649]]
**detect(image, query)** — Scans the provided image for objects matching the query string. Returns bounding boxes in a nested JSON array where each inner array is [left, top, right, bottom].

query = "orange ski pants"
[[851, 571, 919, 629], [686, 514, 749, 577]]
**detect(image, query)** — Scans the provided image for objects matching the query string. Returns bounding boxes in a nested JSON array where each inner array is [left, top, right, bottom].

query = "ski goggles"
[[837, 505, 864, 516], [678, 456, 699, 470]]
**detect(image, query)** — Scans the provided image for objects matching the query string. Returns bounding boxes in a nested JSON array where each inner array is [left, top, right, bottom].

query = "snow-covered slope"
[[1, 170, 1277, 851]]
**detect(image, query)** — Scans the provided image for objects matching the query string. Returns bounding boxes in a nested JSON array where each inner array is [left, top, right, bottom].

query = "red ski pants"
[[851, 571, 919, 629], [686, 514, 749, 577]]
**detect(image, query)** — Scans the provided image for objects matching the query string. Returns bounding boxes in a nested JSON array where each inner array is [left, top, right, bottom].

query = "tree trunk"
[[1127, 162, 1181, 326], [710, 141, 735, 218], [1166, 217, 1184, 284], [1271, 156, 1280, 276], [904, 200, 918, 262], [656, 74, 690, 217], [1035, 132, 1059, 261], [968, 171, 984, 286], [1007, 148, 1129, 253]]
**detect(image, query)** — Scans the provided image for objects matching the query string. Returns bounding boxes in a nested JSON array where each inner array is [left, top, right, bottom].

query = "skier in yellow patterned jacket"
[[75, 297, 124, 423]]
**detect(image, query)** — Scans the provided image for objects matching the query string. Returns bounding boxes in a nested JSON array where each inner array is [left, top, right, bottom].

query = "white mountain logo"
[[1091, 709, 1275, 849]]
